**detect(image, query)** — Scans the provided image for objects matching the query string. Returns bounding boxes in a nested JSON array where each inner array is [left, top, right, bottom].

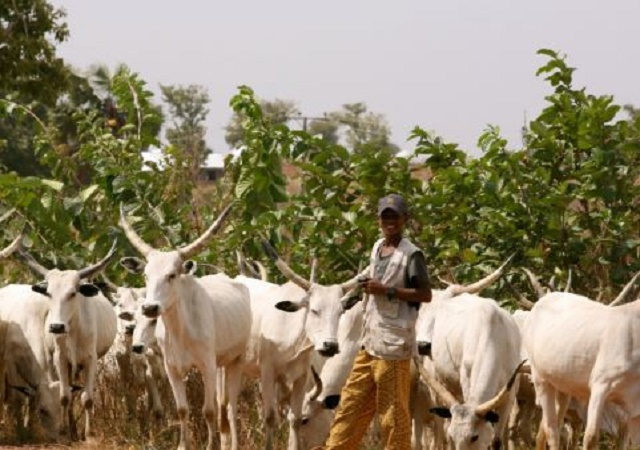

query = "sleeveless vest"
[[360, 237, 420, 360]]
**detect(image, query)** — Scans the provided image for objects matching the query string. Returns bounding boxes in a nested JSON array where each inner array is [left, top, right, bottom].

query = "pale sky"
[[50, 0, 639, 156]]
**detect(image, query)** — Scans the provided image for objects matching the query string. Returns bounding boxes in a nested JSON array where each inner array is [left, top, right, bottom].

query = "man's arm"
[[362, 252, 432, 303]]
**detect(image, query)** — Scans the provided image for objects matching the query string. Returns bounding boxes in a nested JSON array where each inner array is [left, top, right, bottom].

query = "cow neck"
[[159, 277, 195, 336]]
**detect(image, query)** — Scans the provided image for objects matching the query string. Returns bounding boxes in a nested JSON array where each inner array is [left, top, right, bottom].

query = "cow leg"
[[202, 363, 219, 450], [165, 363, 191, 450], [145, 358, 163, 421], [583, 384, 609, 450], [555, 392, 570, 448], [260, 366, 277, 450], [81, 355, 98, 439], [223, 361, 244, 450], [616, 420, 630, 450], [286, 373, 307, 450], [53, 345, 72, 437], [217, 369, 229, 449], [534, 380, 559, 450]]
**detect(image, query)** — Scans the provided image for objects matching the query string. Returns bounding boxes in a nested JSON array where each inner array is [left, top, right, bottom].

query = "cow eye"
[[68, 292, 76, 300], [167, 274, 177, 281], [310, 309, 319, 316], [301, 417, 309, 425], [470, 435, 479, 443]]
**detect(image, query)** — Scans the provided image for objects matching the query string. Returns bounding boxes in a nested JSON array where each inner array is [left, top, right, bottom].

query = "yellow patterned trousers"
[[323, 349, 412, 450]]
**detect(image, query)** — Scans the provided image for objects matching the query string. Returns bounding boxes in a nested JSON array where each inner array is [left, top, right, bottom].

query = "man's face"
[[379, 209, 406, 238]]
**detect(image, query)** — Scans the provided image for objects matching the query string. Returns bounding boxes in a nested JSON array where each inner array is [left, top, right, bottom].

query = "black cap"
[[377, 194, 408, 216]]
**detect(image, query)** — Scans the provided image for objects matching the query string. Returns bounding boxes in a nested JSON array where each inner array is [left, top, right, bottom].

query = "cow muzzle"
[[49, 323, 66, 334], [142, 303, 160, 318], [318, 341, 339, 357], [417, 341, 432, 357], [132, 344, 145, 354]]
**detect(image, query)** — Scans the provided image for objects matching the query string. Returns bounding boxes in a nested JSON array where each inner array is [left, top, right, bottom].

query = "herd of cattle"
[[0, 204, 640, 450]]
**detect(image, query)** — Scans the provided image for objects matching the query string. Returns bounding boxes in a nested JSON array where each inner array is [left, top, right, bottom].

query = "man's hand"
[[362, 279, 387, 295]]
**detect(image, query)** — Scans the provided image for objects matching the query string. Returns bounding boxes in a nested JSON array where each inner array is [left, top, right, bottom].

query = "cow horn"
[[505, 281, 535, 310], [548, 275, 557, 292], [564, 269, 572, 293], [178, 204, 233, 259], [261, 240, 311, 290], [310, 257, 318, 284], [413, 358, 458, 408], [475, 360, 526, 416], [609, 270, 640, 307], [120, 204, 154, 257], [236, 251, 247, 276], [310, 365, 323, 402], [340, 265, 372, 292], [0, 233, 22, 260], [449, 254, 515, 296], [17, 248, 49, 276], [100, 273, 119, 292], [253, 260, 268, 281], [78, 240, 118, 280], [522, 268, 546, 299]]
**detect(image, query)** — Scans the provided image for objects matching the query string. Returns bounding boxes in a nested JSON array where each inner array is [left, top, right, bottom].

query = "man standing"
[[320, 193, 432, 450]]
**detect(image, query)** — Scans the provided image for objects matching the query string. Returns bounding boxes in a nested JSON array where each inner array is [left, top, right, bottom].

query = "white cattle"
[[119, 204, 252, 450], [523, 289, 640, 450], [415, 286, 523, 449], [17, 244, 118, 439], [0, 314, 61, 440], [243, 241, 367, 450]]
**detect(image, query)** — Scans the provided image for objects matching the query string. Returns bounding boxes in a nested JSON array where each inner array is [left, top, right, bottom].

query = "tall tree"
[[160, 84, 211, 184]]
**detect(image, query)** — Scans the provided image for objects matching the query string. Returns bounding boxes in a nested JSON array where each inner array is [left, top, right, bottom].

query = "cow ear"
[[183, 260, 197, 275], [32, 282, 49, 297], [429, 407, 452, 419], [483, 410, 500, 424], [323, 395, 341, 410], [10, 385, 35, 397], [341, 295, 362, 311], [276, 299, 308, 312], [79, 284, 100, 297], [120, 257, 145, 274]]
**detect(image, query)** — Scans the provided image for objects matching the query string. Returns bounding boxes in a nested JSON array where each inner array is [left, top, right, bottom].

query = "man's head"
[[377, 194, 408, 239]]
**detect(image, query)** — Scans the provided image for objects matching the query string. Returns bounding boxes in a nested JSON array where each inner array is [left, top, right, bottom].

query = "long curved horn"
[[236, 251, 247, 276], [449, 254, 515, 296], [261, 240, 311, 290], [78, 240, 118, 280], [609, 270, 640, 307], [475, 360, 526, 416], [548, 275, 557, 292], [413, 358, 458, 408], [120, 204, 154, 257], [17, 248, 49, 276], [505, 281, 535, 310], [309, 365, 323, 402], [310, 257, 318, 284], [100, 273, 119, 291], [178, 204, 233, 259], [0, 234, 22, 260], [564, 269, 572, 293], [255, 261, 268, 281], [522, 268, 546, 299], [340, 265, 372, 292]]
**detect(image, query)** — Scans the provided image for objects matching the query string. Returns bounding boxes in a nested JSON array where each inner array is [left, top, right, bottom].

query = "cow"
[[414, 259, 523, 449], [522, 274, 640, 450], [119, 203, 252, 450], [245, 241, 367, 450], [16, 243, 118, 439]]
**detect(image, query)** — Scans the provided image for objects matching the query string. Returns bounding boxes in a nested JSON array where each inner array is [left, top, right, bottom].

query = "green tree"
[[225, 98, 299, 149]]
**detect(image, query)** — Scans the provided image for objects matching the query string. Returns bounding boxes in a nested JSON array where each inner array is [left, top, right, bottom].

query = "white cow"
[[523, 289, 640, 450], [415, 287, 523, 449], [243, 241, 367, 450], [17, 244, 118, 439], [119, 203, 252, 450]]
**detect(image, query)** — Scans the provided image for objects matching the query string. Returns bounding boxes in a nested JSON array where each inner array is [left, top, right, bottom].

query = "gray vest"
[[360, 237, 420, 360]]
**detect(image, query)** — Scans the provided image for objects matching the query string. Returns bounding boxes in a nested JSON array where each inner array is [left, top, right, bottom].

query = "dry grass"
[[1, 359, 385, 450]]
